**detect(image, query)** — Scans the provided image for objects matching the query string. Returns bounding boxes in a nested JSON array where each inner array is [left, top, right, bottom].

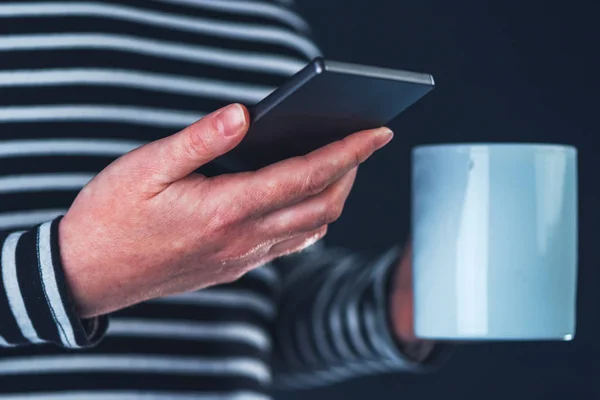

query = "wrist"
[[58, 214, 104, 318], [43, 217, 110, 347]]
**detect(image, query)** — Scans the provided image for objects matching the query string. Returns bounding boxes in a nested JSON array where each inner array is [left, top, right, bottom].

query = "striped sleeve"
[[0, 217, 108, 349], [271, 241, 452, 389]]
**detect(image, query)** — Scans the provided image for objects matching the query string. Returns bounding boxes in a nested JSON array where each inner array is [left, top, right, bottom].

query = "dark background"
[[281, 0, 599, 399]]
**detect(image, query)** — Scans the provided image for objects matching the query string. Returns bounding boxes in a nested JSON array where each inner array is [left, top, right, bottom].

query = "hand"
[[59, 103, 394, 318], [390, 241, 435, 360]]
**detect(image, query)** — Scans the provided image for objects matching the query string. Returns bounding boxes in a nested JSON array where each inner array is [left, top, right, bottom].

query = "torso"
[[0, 1, 319, 397]]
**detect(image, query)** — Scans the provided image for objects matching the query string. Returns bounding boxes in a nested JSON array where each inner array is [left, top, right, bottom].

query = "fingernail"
[[373, 127, 394, 150], [215, 104, 247, 137]]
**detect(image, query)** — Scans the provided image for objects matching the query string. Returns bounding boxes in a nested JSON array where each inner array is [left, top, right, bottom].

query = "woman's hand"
[[390, 241, 436, 360], [59, 103, 394, 318]]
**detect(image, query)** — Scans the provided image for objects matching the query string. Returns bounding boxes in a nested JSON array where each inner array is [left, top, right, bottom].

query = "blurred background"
[[278, 0, 599, 399]]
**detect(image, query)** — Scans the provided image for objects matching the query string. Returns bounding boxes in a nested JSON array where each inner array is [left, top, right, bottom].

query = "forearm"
[[0, 218, 107, 348], [271, 242, 445, 389]]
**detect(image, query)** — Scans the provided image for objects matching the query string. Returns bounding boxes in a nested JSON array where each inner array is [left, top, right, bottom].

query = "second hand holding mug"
[[411, 143, 578, 341]]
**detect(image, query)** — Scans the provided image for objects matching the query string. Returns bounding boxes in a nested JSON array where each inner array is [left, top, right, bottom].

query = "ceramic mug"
[[411, 143, 578, 340]]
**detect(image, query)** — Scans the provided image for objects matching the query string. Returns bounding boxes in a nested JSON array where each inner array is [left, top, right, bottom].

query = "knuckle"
[[206, 187, 248, 227], [263, 178, 280, 199], [339, 135, 364, 166], [183, 128, 215, 158], [302, 176, 320, 197], [353, 149, 364, 167], [330, 203, 344, 221], [321, 200, 343, 224], [301, 166, 328, 196]]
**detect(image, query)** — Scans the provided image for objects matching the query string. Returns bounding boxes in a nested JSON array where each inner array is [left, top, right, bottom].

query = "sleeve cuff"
[[0, 217, 108, 349], [47, 216, 109, 348], [365, 244, 454, 372]]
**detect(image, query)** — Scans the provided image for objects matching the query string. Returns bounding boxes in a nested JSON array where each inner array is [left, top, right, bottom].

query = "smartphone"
[[219, 57, 435, 172]]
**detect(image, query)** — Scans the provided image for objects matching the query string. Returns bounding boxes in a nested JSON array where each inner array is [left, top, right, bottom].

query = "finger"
[[238, 127, 392, 218], [268, 225, 328, 258], [255, 167, 357, 238], [130, 103, 249, 187]]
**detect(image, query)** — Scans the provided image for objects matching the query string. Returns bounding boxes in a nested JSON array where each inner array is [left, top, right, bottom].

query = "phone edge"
[[324, 59, 435, 86], [250, 57, 326, 123]]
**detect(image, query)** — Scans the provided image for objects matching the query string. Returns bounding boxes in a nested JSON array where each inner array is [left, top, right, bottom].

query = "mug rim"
[[412, 143, 577, 155]]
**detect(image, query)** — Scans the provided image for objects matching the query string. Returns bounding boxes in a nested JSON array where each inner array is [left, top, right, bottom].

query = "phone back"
[[222, 58, 434, 171]]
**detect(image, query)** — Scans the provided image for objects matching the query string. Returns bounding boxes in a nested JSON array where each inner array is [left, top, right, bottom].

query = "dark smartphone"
[[219, 57, 435, 172]]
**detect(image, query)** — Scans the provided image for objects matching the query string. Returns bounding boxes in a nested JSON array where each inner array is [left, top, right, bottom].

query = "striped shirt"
[[0, 1, 447, 398]]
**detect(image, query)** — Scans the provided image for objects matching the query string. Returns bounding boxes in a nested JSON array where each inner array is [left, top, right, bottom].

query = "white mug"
[[411, 143, 578, 340]]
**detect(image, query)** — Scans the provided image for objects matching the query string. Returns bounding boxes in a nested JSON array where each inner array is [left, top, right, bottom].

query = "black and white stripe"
[[0, 0, 444, 397], [0, 391, 271, 400], [0, 2, 319, 58], [271, 246, 444, 389], [0, 219, 106, 349]]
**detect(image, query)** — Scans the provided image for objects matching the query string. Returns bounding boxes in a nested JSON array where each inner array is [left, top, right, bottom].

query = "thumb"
[[135, 103, 249, 185]]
